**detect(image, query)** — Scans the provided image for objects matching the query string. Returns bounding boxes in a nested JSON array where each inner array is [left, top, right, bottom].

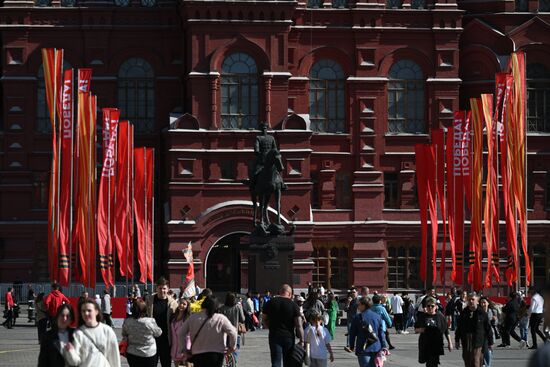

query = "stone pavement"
[[0, 317, 536, 367]]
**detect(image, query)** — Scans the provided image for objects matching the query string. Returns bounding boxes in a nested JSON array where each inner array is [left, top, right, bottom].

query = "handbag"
[[118, 339, 128, 357], [251, 313, 260, 326], [289, 343, 305, 367], [185, 316, 210, 363], [238, 322, 247, 334], [360, 314, 378, 347]]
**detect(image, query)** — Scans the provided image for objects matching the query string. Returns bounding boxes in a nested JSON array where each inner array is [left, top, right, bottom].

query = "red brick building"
[[0, 0, 549, 293]]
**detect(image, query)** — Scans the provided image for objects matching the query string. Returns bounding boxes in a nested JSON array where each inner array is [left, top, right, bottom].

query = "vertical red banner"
[[98, 108, 120, 287], [145, 148, 154, 283], [415, 144, 429, 282], [115, 121, 133, 278], [481, 93, 497, 289], [510, 52, 530, 286], [469, 98, 484, 291], [432, 128, 446, 285], [501, 74, 518, 286], [41, 48, 63, 283], [58, 68, 74, 287], [425, 145, 438, 284], [134, 148, 147, 284]]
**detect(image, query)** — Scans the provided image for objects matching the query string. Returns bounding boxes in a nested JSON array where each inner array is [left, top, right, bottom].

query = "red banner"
[[115, 122, 134, 278], [41, 48, 63, 282], [510, 52, 530, 286], [454, 111, 470, 285], [134, 148, 147, 283], [415, 144, 429, 282], [501, 74, 518, 286], [75, 91, 97, 289], [78, 69, 92, 94], [481, 94, 497, 288], [432, 128, 446, 285], [58, 68, 74, 287], [98, 108, 120, 287], [469, 98, 484, 291], [426, 144, 438, 284], [145, 148, 154, 283]]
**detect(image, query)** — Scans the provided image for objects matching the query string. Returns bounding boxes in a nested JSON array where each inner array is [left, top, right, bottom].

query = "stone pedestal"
[[245, 234, 295, 294]]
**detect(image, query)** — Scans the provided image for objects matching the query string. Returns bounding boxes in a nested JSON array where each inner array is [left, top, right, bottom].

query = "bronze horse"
[[247, 149, 286, 235]]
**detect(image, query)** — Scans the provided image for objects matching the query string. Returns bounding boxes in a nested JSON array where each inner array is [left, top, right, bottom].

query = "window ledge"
[[385, 133, 429, 137]]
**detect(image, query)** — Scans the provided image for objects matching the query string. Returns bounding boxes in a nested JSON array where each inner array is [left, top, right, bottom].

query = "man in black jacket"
[[498, 292, 523, 347], [455, 293, 493, 367]]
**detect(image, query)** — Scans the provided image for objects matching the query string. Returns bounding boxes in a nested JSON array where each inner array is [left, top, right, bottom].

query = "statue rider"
[[253, 122, 277, 186]]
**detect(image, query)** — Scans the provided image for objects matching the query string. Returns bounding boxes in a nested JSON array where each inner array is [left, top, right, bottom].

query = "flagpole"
[[144, 148, 148, 293], [125, 124, 129, 294], [522, 52, 532, 294], [131, 129, 135, 288], [152, 149, 155, 289], [55, 50, 63, 284]]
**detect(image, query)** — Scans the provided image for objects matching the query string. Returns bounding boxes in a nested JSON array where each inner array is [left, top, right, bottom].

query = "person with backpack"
[[371, 294, 394, 350], [348, 297, 386, 367]]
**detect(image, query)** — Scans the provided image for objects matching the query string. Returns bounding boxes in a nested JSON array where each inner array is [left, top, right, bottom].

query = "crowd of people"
[[3, 279, 550, 367]]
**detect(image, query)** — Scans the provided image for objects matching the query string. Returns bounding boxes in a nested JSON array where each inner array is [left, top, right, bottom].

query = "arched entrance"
[[205, 232, 247, 292]]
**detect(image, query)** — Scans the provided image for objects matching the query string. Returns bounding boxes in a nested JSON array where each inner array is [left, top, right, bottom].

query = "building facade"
[[0, 0, 549, 293]]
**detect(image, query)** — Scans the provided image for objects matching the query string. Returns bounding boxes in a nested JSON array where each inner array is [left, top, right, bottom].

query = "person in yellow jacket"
[[190, 289, 213, 313]]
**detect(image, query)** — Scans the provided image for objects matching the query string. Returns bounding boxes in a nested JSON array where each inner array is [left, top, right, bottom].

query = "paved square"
[[0, 316, 537, 367]]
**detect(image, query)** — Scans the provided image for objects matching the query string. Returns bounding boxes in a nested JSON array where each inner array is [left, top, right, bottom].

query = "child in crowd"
[[304, 312, 334, 367]]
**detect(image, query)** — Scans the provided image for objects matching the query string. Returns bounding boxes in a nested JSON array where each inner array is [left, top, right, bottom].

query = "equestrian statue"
[[246, 122, 287, 236]]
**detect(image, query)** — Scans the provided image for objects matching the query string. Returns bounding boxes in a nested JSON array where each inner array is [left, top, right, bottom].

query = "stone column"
[[209, 72, 220, 129]]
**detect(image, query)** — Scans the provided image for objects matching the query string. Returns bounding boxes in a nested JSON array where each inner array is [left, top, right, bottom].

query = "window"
[[36, 61, 71, 133], [388, 59, 425, 134], [410, 0, 425, 9], [531, 245, 548, 287], [332, 0, 348, 8], [309, 59, 346, 133], [311, 171, 320, 209], [527, 63, 550, 132], [220, 160, 236, 180], [311, 243, 349, 289], [386, 0, 402, 8], [539, 0, 550, 11], [221, 53, 259, 129], [516, 0, 528, 10], [335, 172, 352, 209], [307, 0, 323, 7], [32, 173, 48, 209], [384, 172, 399, 208], [387, 244, 421, 289], [118, 58, 155, 134], [527, 173, 534, 209]]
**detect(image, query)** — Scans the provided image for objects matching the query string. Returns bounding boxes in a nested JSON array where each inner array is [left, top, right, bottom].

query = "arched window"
[[388, 59, 425, 134], [220, 53, 259, 129], [37, 61, 72, 133], [309, 59, 346, 133], [118, 58, 155, 133], [527, 63, 550, 132]]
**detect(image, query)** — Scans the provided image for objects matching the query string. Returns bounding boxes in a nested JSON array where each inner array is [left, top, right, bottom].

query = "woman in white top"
[[63, 299, 121, 367], [122, 298, 163, 367]]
